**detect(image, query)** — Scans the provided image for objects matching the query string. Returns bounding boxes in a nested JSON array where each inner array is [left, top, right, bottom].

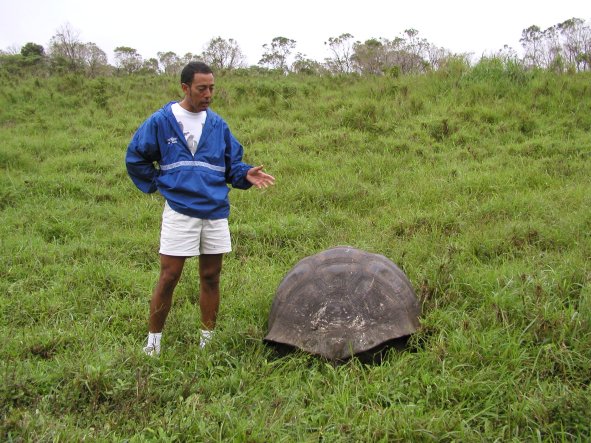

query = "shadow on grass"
[[264, 335, 414, 366]]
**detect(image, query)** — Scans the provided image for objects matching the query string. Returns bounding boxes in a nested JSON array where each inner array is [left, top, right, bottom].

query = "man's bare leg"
[[148, 254, 186, 333], [198, 254, 223, 330]]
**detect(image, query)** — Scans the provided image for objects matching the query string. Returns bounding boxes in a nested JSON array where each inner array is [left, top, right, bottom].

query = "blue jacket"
[[126, 102, 252, 219]]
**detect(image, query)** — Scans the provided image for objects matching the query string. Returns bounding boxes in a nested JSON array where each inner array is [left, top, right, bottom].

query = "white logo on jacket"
[[166, 137, 178, 145]]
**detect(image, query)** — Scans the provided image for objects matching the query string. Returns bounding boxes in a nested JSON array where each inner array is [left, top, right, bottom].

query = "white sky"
[[1, 0, 590, 65]]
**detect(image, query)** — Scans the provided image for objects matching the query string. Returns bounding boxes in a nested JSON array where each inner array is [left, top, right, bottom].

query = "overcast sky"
[[2, 0, 590, 65]]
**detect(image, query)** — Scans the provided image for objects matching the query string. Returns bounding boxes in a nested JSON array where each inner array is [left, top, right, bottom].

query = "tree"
[[324, 33, 355, 74], [19, 42, 46, 68], [398, 29, 430, 73], [541, 25, 565, 72], [520, 19, 591, 71], [201, 37, 246, 71], [557, 18, 591, 71], [259, 37, 296, 73], [182, 52, 199, 64], [114, 46, 143, 74], [142, 58, 160, 74], [81, 42, 109, 77], [520, 25, 545, 68], [49, 23, 86, 72], [493, 45, 520, 65], [426, 44, 453, 71], [381, 37, 409, 74], [352, 38, 387, 74], [46, 24, 110, 75], [21, 42, 45, 58], [292, 53, 324, 75], [157, 51, 183, 75]]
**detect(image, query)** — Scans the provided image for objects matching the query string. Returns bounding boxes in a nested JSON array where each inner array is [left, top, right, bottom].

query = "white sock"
[[147, 332, 162, 351], [200, 329, 213, 348]]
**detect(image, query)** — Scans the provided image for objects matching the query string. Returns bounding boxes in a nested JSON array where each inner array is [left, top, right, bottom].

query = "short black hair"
[[181, 61, 213, 84]]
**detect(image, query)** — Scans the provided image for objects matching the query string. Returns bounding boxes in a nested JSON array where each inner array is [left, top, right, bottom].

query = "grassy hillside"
[[1, 66, 590, 441]]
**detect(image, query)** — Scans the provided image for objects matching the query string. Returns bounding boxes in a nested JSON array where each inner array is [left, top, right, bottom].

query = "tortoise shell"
[[264, 246, 420, 360]]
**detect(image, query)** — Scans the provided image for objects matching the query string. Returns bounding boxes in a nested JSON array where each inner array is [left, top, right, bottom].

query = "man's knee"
[[160, 268, 182, 287], [199, 255, 223, 288], [200, 268, 221, 287], [158, 264, 184, 291]]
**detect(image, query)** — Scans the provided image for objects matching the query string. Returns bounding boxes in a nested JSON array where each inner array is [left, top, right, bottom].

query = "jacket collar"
[[162, 101, 218, 146]]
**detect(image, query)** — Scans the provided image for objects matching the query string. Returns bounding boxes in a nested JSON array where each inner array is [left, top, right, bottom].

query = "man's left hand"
[[246, 165, 275, 189]]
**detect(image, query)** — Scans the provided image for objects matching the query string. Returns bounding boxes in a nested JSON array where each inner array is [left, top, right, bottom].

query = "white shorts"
[[159, 201, 231, 257]]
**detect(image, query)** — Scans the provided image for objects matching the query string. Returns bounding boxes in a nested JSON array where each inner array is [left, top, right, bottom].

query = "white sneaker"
[[143, 344, 160, 356], [200, 330, 214, 349]]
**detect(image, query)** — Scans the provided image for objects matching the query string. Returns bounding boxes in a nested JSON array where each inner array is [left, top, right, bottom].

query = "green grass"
[[1, 68, 590, 441]]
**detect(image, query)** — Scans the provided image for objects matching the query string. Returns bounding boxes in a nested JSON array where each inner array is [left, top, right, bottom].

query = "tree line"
[[2, 18, 590, 77]]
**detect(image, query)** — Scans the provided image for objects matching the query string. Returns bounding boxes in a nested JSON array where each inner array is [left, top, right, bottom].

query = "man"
[[126, 61, 275, 356]]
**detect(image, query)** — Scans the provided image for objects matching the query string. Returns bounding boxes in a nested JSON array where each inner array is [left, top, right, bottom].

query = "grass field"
[[1, 64, 590, 441]]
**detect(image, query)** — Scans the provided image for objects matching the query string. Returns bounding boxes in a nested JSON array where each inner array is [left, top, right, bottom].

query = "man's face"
[[182, 73, 214, 112]]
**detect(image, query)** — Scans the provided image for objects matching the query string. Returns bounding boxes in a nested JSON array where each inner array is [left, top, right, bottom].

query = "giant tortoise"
[[264, 246, 420, 361]]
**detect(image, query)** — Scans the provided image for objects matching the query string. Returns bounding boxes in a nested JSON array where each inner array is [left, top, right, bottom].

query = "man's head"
[[180, 62, 215, 113]]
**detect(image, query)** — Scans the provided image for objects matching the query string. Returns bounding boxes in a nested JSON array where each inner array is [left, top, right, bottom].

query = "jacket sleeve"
[[125, 118, 161, 194], [223, 124, 253, 190]]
